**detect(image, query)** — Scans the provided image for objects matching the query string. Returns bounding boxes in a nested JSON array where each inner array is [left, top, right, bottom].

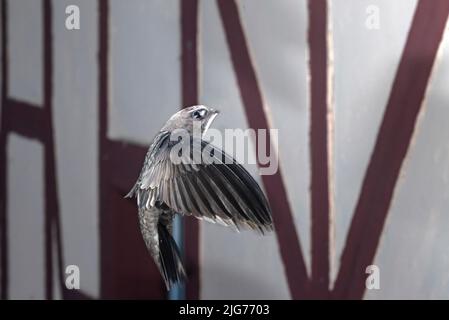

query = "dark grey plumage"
[[126, 105, 273, 290]]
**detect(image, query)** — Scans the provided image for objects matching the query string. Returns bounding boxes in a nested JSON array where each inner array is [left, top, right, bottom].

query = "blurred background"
[[1, 0, 449, 300]]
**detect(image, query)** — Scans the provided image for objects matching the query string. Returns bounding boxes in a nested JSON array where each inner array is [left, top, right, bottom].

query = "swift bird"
[[126, 105, 273, 290]]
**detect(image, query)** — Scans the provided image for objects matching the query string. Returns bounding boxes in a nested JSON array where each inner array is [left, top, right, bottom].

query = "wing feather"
[[134, 133, 273, 232]]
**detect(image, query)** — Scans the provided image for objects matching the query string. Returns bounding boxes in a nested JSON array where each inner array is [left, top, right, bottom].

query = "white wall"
[[7, 0, 43, 105], [7, 134, 45, 299], [109, 0, 181, 145], [52, 0, 100, 298]]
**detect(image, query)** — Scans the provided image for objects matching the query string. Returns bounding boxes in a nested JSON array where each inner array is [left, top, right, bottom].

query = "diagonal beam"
[[217, 0, 309, 299], [333, 0, 449, 299]]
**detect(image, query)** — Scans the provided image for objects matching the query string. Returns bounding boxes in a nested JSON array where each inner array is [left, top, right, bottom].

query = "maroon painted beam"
[[217, 0, 309, 299], [43, 0, 55, 299], [333, 0, 449, 299], [181, 0, 200, 300], [98, 0, 113, 298], [308, 0, 330, 298], [2, 99, 46, 141], [107, 140, 146, 192]]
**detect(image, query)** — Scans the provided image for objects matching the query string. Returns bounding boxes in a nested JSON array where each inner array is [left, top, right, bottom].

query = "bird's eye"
[[192, 109, 207, 119]]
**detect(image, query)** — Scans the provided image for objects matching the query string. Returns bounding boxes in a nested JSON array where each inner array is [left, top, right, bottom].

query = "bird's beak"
[[202, 108, 219, 134], [209, 108, 220, 123]]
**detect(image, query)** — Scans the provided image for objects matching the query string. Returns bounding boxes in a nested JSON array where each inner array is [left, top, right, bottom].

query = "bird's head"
[[161, 105, 219, 136]]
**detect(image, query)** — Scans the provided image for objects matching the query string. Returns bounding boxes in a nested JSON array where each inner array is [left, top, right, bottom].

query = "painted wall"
[[1, 0, 449, 299]]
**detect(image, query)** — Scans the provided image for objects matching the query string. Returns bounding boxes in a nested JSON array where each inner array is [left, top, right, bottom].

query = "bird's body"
[[126, 105, 273, 289]]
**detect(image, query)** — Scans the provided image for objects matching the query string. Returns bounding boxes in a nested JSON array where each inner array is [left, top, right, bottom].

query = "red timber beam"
[[333, 0, 449, 299], [181, 0, 201, 300], [217, 0, 309, 299], [43, 0, 56, 299], [308, 0, 331, 299]]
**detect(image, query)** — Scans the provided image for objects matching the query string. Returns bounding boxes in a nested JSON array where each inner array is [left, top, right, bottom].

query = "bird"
[[126, 105, 273, 290]]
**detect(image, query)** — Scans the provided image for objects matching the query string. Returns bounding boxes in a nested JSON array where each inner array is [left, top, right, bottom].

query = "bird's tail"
[[157, 222, 186, 290]]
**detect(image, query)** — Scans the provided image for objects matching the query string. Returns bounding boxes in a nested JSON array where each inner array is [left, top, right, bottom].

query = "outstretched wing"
[[136, 132, 273, 233]]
